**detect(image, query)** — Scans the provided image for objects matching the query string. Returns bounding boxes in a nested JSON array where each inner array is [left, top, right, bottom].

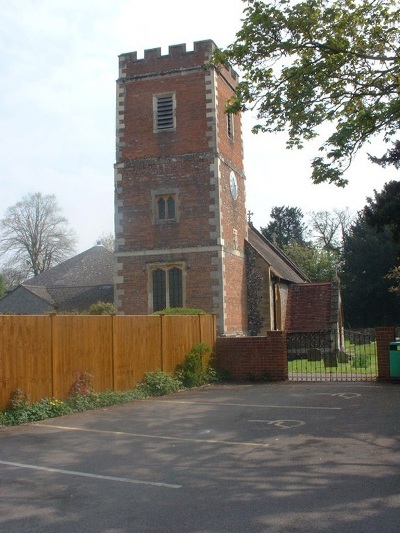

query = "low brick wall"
[[215, 332, 288, 381], [376, 327, 396, 381]]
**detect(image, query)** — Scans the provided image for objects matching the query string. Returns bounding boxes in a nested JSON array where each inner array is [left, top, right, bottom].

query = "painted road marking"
[[160, 400, 341, 410], [35, 424, 271, 448], [317, 392, 361, 399], [0, 460, 182, 489], [249, 419, 306, 429]]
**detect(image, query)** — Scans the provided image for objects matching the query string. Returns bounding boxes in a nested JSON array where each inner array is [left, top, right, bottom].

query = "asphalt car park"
[[1, 381, 400, 532]]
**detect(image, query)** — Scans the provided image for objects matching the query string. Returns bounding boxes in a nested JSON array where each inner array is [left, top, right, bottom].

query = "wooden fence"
[[0, 314, 216, 411]]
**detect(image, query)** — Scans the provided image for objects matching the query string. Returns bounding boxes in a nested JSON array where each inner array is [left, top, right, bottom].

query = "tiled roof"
[[247, 224, 309, 283], [0, 246, 114, 314], [23, 245, 113, 287]]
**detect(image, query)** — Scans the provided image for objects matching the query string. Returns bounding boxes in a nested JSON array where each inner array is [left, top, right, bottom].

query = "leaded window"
[[156, 195, 176, 221], [151, 265, 184, 312]]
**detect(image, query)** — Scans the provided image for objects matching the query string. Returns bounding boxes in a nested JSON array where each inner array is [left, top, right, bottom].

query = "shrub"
[[176, 343, 218, 388], [68, 371, 94, 397], [87, 301, 116, 315], [153, 307, 208, 315], [7, 388, 29, 411], [138, 370, 183, 396]]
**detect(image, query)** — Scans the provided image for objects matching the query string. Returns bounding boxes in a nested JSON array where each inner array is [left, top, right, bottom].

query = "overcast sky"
[[1, 0, 398, 254]]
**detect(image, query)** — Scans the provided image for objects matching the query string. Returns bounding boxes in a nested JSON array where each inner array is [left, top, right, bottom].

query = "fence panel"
[[161, 315, 204, 373], [113, 315, 162, 391], [199, 314, 217, 363], [52, 315, 113, 399], [0, 314, 217, 411], [0, 315, 52, 408]]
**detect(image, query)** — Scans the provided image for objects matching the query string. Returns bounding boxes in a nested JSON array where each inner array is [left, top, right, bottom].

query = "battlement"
[[118, 39, 238, 81]]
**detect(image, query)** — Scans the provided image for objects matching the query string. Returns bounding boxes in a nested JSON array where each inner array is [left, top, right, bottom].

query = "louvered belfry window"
[[156, 94, 174, 131]]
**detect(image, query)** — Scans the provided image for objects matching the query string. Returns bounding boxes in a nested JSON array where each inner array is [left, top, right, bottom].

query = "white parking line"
[[34, 423, 272, 448], [0, 460, 182, 489], [160, 400, 341, 410]]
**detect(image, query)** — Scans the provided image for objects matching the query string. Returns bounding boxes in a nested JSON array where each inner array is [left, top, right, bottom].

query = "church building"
[[114, 40, 341, 337]]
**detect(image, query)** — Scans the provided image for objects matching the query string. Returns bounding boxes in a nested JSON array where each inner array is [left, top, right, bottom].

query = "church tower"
[[114, 40, 248, 335]]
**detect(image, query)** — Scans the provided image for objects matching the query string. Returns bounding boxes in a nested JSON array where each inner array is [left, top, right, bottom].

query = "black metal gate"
[[287, 329, 377, 382]]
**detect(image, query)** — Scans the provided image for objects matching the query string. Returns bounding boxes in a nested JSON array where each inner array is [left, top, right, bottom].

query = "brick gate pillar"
[[376, 327, 396, 381]]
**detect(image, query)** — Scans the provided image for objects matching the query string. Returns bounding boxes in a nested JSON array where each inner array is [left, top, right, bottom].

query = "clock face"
[[229, 171, 238, 200]]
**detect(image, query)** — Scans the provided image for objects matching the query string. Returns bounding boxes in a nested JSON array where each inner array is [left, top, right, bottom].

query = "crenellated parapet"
[[118, 39, 238, 81]]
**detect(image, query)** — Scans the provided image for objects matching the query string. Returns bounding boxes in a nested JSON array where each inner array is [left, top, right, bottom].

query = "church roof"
[[23, 245, 113, 287], [0, 245, 114, 314], [246, 224, 308, 283]]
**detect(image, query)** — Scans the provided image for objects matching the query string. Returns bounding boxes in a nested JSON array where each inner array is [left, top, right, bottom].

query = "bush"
[[176, 343, 218, 388], [68, 371, 94, 397], [138, 370, 183, 396], [153, 307, 209, 315], [87, 301, 116, 315]]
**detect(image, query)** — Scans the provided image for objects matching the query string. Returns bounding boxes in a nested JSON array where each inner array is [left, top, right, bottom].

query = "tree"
[[283, 241, 339, 282], [0, 192, 76, 280], [309, 208, 354, 253], [341, 212, 400, 327], [96, 232, 114, 252], [364, 180, 400, 243], [370, 140, 400, 169], [0, 266, 27, 291], [261, 206, 308, 247], [215, 0, 400, 186]]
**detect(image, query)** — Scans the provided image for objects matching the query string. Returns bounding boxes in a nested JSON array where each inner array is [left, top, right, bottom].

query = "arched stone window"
[[150, 264, 184, 312]]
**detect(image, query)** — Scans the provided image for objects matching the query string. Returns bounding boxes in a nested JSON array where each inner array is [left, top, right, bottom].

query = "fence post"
[[198, 314, 202, 344], [160, 314, 164, 371], [111, 313, 116, 391], [49, 312, 57, 398]]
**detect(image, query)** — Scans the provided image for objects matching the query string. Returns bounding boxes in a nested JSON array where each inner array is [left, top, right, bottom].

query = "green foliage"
[[370, 140, 400, 169], [261, 206, 308, 247], [215, 0, 400, 186], [153, 307, 208, 315], [176, 343, 218, 388], [283, 241, 339, 282], [364, 181, 400, 244], [138, 370, 183, 396], [341, 213, 400, 327], [87, 301, 116, 315]]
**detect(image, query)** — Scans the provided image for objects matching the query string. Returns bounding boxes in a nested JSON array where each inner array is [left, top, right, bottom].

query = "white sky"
[[1, 0, 398, 253]]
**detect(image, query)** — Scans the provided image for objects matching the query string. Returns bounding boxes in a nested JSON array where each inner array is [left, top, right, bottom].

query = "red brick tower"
[[114, 40, 248, 335]]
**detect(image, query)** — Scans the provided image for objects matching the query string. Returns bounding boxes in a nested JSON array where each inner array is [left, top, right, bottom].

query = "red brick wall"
[[116, 252, 220, 315], [116, 158, 216, 250], [215, 332, 288, 381], [115, 40, 248, 335], [376, 326, 396, 381]]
